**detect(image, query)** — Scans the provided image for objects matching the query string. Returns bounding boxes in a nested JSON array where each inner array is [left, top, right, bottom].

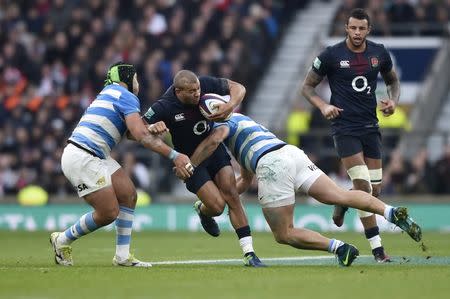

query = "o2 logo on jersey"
[[193, 120, 210, 136], [351, 75, 371, 94]]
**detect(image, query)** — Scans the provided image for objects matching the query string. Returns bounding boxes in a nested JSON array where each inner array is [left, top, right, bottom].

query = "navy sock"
[[235, 225, 251, 239], [364, 226, 380, 239]]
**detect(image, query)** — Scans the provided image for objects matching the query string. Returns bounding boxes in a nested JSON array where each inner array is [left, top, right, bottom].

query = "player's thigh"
[[340, 152, 366, 170], [307, 174, 346, 205], [185, 164, 213, 193], [333, 134, 363, 160], [111, 167, 137, 208], [262, 204, 294, 238], [213, 165, 240, 206]]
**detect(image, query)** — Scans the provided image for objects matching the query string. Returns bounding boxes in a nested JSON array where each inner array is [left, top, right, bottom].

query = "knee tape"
[[347, 165, 373, 218], [369, 168, 382, 185], [347, 165, 371, 182]]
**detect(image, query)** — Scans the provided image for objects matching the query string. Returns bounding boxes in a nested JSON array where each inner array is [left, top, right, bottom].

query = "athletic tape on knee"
[[347, 165, 371, 183], [357, 209, 374, 218], [369, 168, 382, 185], [347, 165, 373, 218]]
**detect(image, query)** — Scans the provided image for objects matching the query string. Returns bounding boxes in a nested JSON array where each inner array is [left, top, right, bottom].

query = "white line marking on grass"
[[152, 255, 372, 265]]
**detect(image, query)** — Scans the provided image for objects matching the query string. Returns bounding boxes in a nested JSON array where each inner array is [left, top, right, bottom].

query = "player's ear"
[[367, 25, 371, 35]]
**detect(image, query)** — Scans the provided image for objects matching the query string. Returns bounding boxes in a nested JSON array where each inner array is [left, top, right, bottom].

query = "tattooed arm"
[[380, 69, 401, 116], [125, 113, 193, 178], [301, 69, 343, 120], [190, 125, 230, 167]]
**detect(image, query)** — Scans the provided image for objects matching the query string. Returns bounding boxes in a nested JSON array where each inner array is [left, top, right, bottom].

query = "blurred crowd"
[[331, 0, 450, 36], [0, 0, 306, 198], [286, 107, 450, 195]]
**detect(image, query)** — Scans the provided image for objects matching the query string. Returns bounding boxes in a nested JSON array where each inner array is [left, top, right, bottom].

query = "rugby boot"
[[112, 254, 152, 267], [336, 243, 359, 267], [243, 252, 266, 267], [390, 207, 422, 242], [373, 247, 392, 263], [50, 232, 73, 266]]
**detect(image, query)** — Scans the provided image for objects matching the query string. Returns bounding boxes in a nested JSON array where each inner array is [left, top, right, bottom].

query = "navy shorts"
[[333, 132, 382, 159], [185, 144, 231, 193]]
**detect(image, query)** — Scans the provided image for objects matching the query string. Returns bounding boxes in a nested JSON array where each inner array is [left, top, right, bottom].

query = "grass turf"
[[1, 231, 449, 299]]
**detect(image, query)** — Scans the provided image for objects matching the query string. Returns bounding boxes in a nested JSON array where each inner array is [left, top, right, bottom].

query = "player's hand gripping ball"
[[199, 93, 231, 120]]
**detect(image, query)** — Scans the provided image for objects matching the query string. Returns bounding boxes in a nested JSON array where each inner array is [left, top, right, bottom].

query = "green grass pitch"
[[1, 231, 449, 299]]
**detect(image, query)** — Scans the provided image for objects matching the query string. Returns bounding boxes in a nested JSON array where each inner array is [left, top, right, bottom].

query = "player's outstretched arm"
[[236, 166, 254, 194], [125, 113, 193, 179], [190, 126, 230, 167], [301, 69, 343, 120], [380, 69, 400, 116], [209, 80, 245, 121]]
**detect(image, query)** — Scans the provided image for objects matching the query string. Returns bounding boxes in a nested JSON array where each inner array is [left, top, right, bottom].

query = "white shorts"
[[255, 144, 323, 208], [61, 144, 121, 197]]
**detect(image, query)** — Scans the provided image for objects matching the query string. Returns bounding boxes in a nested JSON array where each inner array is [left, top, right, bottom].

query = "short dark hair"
[[347, 8, 371, 27], [173, 70, 198, 90]]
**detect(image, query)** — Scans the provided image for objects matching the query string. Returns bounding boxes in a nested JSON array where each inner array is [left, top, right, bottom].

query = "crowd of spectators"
[[0, 0, 306, 198], [331, 0, 450, 36]]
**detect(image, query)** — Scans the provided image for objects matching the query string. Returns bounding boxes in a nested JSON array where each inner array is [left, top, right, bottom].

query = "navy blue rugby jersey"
[[312, 40, 393, 136], [143, 76, 229, 156]]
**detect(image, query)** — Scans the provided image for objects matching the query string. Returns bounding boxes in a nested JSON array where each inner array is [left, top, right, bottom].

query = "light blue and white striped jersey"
[[69, 84, 140, 159], [214, 113, 286, 173]]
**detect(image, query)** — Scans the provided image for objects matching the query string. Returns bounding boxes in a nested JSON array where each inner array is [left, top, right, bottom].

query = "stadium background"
[[0, 0, 449, 233]]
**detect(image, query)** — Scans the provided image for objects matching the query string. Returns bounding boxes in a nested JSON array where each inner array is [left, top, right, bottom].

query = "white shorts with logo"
[[61, 144, 121, 197], [255, 144, 323, 208]]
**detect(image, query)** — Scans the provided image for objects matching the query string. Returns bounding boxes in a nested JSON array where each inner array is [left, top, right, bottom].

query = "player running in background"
[[143, 70, 264, 267], [177, 112, 421, 267], [50, 62, 193, 267], [301, 8, 401, 262]]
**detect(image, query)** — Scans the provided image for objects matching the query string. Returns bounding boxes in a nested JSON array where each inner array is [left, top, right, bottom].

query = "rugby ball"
[[199, 93, 231, 120]]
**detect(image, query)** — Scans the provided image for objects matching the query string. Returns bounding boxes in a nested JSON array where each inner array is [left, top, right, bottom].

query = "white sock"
[[368, 235, 382, 250], [384, 205, 394, 222], [328, 239, 344, 254], [239, 236, 254, 255]]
